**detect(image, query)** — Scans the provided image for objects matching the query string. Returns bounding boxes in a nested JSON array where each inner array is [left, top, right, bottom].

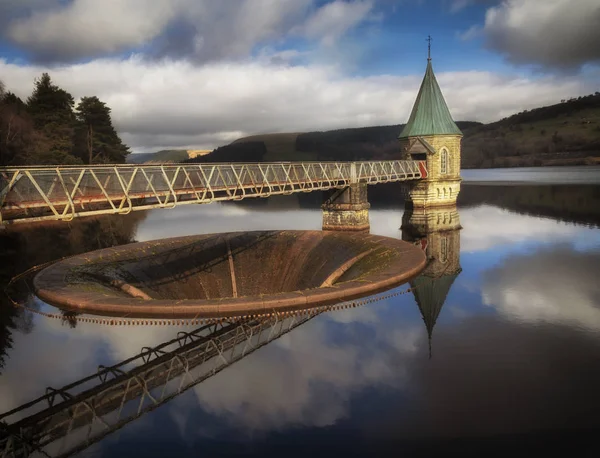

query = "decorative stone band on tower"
[[322, 182, 370, 232], [399, 58, 462, 208]]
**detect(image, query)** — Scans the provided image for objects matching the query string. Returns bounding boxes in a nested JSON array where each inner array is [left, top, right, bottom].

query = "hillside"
[[189, 122, 480, 163], [186, 92, 600, 168], [128, 149, 211, 164], [462, 92, 600, 168]]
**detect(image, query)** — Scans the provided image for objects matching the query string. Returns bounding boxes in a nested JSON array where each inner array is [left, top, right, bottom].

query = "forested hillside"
[[462, 92, 600, 168], [0, 74, 129, 166]]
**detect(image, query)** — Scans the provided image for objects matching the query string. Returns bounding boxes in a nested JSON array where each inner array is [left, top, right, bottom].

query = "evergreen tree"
[[74, 96, 130, 163], [0, 89, 37, 165], [26, 73, 81, 164]]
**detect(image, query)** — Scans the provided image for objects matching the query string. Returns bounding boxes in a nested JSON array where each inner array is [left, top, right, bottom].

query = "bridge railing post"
[[350, 162, 357, 184]]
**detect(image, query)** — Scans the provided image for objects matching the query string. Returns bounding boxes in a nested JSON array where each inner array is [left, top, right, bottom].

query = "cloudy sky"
[[0, 0, 599, 154]]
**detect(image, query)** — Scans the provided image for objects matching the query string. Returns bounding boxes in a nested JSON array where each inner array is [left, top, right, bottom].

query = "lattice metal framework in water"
[[0, 161, 427, 224], [0, 312, 318, 458]]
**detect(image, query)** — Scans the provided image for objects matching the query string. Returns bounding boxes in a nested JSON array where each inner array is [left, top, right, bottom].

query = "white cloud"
[[449, 0, 500, 13], [299, 0, 375, 46], [6, 0, 178, 60], [458, 24, 482, 41], [482, 0, 600, 70], [0, 57, 592, 153], [450, 0, 472, 12]]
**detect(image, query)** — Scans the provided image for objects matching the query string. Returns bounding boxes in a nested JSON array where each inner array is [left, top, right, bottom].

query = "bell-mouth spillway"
[[33, 230, 427, 318]]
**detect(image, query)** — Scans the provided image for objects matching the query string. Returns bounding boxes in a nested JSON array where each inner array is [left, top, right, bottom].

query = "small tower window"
[[440, 148, 448, 175]]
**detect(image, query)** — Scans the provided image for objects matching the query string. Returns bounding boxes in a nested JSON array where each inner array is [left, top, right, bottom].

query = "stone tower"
[[399, 57, 462, 208], [401, 204, 462, 357]]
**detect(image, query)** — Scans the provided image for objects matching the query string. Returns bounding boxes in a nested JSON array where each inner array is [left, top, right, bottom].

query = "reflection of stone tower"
[[401, 205, 462, 357], [399, 55, 462, 208]]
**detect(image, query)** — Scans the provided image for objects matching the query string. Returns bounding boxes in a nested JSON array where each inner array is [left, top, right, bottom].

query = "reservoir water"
[[1, 167, 600, 457]]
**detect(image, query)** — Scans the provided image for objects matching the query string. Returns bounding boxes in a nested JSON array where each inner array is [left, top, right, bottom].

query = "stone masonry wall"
[[322, 183, 370, 231], [404, 134, 463, 208]]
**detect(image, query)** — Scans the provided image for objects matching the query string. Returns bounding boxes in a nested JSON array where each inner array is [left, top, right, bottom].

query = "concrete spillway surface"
[[34, 230, 427, 318]]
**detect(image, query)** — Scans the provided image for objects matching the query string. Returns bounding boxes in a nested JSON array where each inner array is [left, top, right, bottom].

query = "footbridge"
[[0, 312, 319, 458], [0, 160, 426, 225]]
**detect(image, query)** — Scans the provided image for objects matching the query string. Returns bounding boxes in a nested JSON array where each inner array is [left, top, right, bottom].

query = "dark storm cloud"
[[482, 0, 600, 71]]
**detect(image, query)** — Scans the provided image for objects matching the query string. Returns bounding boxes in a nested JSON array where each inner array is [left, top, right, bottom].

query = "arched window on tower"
[[440, 148, 448, 175]]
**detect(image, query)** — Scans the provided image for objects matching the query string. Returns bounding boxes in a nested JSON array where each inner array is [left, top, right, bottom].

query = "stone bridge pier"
[[322, 183, 370, 232]]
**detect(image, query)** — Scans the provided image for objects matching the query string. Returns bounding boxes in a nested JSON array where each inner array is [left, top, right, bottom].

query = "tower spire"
[[427, 35, 432, 61]]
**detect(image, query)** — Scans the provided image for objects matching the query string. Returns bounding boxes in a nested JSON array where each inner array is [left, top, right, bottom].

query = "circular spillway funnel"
[[34, 230, 426, 318]]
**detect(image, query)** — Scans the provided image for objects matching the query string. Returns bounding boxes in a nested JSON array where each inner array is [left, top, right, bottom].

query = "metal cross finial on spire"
[[427, 35, 432, 61]]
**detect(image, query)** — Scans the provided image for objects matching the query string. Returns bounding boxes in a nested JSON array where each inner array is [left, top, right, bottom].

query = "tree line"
[[0, 73, 129, 166]]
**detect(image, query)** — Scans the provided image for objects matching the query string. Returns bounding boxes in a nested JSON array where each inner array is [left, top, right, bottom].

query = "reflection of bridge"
[[0, 313, 319, 458], [0, 161, 426, 225]]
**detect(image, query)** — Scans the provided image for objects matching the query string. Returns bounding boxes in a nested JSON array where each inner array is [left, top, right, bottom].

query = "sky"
[[0, 0, 599, 154]]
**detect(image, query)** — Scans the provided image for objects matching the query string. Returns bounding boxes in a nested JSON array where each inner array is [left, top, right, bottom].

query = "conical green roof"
[[399, 60, 462, 139]]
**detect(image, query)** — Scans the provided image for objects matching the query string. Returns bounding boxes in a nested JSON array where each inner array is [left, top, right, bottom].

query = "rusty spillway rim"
[[33, 230, 427, 319]]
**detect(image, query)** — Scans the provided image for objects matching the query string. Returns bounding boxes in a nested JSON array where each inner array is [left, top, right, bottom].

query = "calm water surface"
[[1, 167, 600, 457]]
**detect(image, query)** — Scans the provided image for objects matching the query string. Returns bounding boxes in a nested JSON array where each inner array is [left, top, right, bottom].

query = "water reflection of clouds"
[[459, 205, 600, 253], [184, 300, 424, 434], [136, 202, 600, 254], [481, 244, 600, 332], [0, 295, 427, 437], [0, 317, 181, 415], [135, 203, 321, 242]]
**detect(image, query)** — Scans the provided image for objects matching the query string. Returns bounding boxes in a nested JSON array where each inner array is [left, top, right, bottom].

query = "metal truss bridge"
[[0, 160, 427, 225], [0, 312, 319, 458]]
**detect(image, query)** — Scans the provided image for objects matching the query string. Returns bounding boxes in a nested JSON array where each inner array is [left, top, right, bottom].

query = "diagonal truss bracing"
[[0, 161, 426, 224], [0, 312, 318, 458]]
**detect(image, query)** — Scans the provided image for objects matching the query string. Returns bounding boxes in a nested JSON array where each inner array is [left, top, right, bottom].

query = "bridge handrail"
[[0, 160, 426, 225], [0, 160, 421, 173]]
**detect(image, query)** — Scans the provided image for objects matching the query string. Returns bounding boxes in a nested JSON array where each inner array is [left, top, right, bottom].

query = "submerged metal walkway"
[[0, 312, 318, 458], [0, 161, 426, 224]]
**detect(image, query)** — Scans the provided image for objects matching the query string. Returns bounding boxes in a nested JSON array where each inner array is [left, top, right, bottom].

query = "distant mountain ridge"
[[128, 149, 210, 164], [184, 92, 600, 168], [188, 122, 481, 164]]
